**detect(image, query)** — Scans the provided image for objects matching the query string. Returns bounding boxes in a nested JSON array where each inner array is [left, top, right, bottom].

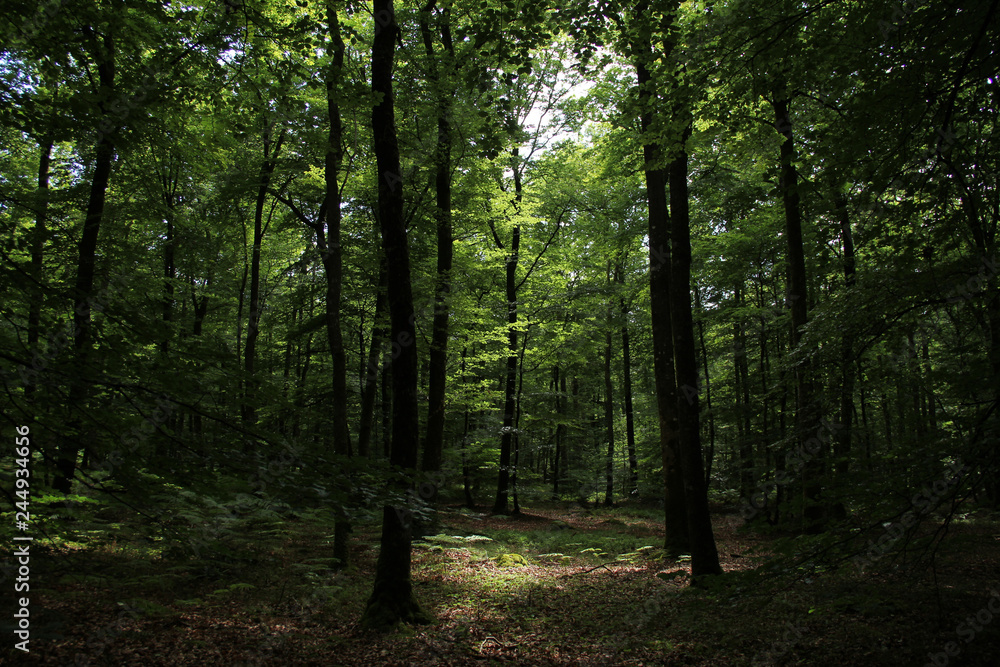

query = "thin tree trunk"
[[620, 290, 638, 497], [358, 265, 388, 458], [420, 0, 454, 477], [833, 188, 856, 479], [694, 284, 715, 489], [604, 296, 615, 507], [772, 85, 823, 533], [27, 139, 51, 384], [553, 365, 568, 500], [243, 122, 285, 429], [511, 328, 529, 515], [322, 0, 353, 568], [492, 150, 522, 516], [460, 347, 475, 507]]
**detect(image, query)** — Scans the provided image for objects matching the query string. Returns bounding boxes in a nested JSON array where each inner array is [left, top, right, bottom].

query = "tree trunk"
[[633, 33, 688, 553], [619, 284, 638, 497], [511, 328, 529, 515], [492, 150, 522, 515], [772, 85, 823, 533], [460, 347, 475, 507], [833, 188, 856, 479], [55, 34, 116, 495], [322, 0, 353, 568], [553, 365, 568, 500], [361, 0, 430, 629], [358, 265, 388, 458], [669, 122, 722, 578], [604, 264, 615, 506], [243, 123, 285, 429], [735, 290, 753, 496], [420, 0, 454, 477], [695, 284, 715, 489]]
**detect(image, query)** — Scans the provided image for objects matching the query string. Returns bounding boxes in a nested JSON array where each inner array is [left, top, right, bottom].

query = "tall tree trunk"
[[695, 284, 715, 488], [632, 10, 688, 553], [735, 290, 753, 496], [492, 150, 522, 515], [604, 292, 615, 507], [460, 347, 475, 507], [619, 284, 638, 497], [55, 33, 116, 495], [420, 0, 454, 477], [358, 265, 388, 458], [511, 328, 529, 515], [361, 0, 429, 629], [243, 123, 285, 429], [321, 1, 353, 568], [553, 365, 566, 499], [772, 85, 823, 533], [833, 188, 856, 479], [381, 346, 392, 459], [27, 139, 51, 385], [669, 122, 722, 578]]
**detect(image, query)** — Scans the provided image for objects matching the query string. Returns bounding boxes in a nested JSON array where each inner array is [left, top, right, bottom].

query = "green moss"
[[496, 553, 528, 567]]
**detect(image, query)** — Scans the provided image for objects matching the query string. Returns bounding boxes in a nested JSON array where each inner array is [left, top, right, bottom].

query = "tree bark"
[[358, 265, 388, 458], [772, 85, 823, 533], [491, 150, 522, 515], [361, 0, 430, 629], [669, 123, 722, 578], [55, 31, 116, 495], [633, 23, 688, 553], [322, 0, 353, 568], [243, 122, 285, 429], [604, 318, 615, 507], [833, 188, 856, 479], [618, 277, 638, 497], [420, 0, 455, 477]]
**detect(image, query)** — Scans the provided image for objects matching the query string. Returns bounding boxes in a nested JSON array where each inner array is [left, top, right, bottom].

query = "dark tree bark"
[[619, 287, 639, 497], [552, 365, 567, 499], [604, 263, 616, 506], [55, 31, 116, 495], [460, 347, 475, 507], [243, 122, 285, 429], [511, 327, 529, 514], [772, 85, 823, 532], [633, 20, 688, 553], [694, 284, 715, 488], [358, 265, 388, 458], [27, 139, 51, 380], [735, 290, 753, 497], [669, 123, 722, 578], [361, 0, 430, 629], [420, 0, 455, 477], [320, 0, 353, 568], [833, 188, 856, 479], [491, 150, 522, 516]]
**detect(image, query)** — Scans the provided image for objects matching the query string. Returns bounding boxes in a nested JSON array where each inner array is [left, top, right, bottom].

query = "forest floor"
[[3, 501, 1000, 666]]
